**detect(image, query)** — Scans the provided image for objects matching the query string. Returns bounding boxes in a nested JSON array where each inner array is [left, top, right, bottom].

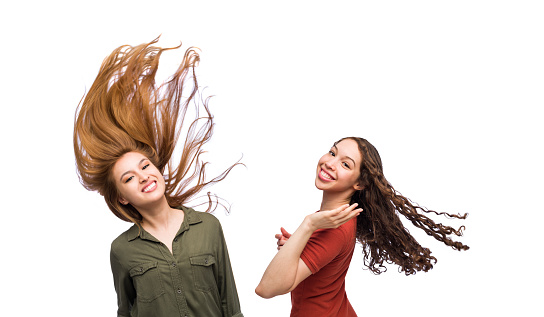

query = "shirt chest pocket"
[[129, 261, 165, 303], [190, 254, 217, 292]]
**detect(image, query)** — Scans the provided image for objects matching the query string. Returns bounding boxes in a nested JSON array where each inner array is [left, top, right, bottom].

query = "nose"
[[324, 159, 336, 170], [138, 172, 149, 183]]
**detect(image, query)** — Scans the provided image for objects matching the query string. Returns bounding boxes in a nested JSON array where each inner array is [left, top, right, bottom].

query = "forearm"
[[255, 217, 314, 298]]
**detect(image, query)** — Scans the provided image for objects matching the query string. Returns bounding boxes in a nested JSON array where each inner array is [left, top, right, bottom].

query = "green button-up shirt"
[[110, 206, 243, 317]]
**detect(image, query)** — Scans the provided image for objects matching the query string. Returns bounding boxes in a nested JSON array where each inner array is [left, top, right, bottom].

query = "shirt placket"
[[158, 229, 191, 316]]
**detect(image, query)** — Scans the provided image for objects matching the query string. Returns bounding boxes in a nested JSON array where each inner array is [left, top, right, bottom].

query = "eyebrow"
[[332, 145, 356, 166], [119, 158, 148, 182]]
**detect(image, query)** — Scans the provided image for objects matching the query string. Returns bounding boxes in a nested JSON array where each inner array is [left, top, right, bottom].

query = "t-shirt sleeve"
[[300, 227, 348, 274]]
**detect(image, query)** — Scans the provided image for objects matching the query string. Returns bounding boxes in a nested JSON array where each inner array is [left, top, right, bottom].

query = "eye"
[[124, 176, 134, 183], [142, 163, 150, 170], [329, 150, 336, 157], [342, 162, 350, 169]]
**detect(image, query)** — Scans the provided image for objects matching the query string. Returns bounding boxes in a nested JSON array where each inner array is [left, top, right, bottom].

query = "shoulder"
[[196, 210, 221, 224], [319, 217, 356, 238], [338, 217, 357, 238], [110, 224, 138, 252], [182, 207, 228, 248], [310, 218, 356, 249], [333, 217, 357, 248], [111, 225, 135, 245], [182, 206, 223, 230], [110, 227, 133, 266]]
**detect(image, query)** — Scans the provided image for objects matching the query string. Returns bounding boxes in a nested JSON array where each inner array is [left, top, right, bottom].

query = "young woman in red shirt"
[[255, 137, 469, 316]]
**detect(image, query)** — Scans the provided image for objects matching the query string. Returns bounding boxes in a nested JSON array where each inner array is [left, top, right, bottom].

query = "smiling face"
[[315, 138, 363, 195], [111, 151, 166, 209]]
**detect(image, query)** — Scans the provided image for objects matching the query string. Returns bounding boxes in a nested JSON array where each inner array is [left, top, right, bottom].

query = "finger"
[[333, 203, 358, 217], [345, 203, 359, 212], [275, 233, 283, 239], [280, 227, 292, 238], [339, 208, 363, 223], [344, 206, 362, 217], [277, 237, 288, 251], [327, 203, 358, 222], [332, 204, 351, 214], [339, 203, 359, 216], [320, 204, 348, 221]]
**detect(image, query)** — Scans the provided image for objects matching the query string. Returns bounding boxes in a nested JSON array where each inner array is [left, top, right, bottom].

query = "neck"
[[136, 196, 177, 230], [320, 190, 354, 211]]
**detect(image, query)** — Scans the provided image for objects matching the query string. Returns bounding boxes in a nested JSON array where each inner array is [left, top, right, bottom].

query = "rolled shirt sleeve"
[[215, 222, 243, 317], [110, 248, 136, 317]]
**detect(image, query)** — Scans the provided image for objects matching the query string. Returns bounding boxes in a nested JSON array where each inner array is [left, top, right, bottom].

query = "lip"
[[318, 168, 335, 182], [142, 181, 157, 193]]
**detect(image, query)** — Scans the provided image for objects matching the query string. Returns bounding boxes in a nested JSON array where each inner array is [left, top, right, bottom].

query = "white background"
[[1, 1, 542, 316]]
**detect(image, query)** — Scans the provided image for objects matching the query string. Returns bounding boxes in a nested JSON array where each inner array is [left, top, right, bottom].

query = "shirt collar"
[[126, 206, 202, 242]]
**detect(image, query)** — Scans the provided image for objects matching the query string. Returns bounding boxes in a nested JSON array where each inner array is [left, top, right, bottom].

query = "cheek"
[[115, 182, 134, 200], [316, 160, 323, 171], [317, 156, 328, 167], [157, 175, 166, 188], [341, 170, 359, 185], [115, 185, 127, 199]]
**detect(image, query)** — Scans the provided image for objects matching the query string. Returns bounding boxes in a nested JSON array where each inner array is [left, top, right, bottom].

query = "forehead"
[[112, 152, 148, 176], [334, 139, 362, 163]]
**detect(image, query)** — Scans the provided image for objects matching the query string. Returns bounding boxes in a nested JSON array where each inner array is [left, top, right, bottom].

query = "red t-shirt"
[[290, 217, 357, 317]]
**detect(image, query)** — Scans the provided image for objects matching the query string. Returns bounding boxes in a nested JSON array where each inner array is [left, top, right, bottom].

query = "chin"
[[315, 179, 324, 190]]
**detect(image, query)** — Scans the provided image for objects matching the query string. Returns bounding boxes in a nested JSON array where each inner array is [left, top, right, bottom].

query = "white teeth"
[[320, 170, 333, 180], [143, 181, 157, 192]]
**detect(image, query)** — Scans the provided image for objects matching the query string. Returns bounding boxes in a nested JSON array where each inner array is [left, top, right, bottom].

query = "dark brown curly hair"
[[73, 37, 238, 224], [341, 137, 469, 275]]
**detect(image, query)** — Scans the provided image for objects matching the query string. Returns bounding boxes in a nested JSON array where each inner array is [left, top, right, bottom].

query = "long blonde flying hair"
[[73, 37, 237, 224]]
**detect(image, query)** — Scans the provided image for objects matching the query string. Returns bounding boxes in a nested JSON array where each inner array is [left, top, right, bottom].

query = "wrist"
[[302, 215, 318, 233]]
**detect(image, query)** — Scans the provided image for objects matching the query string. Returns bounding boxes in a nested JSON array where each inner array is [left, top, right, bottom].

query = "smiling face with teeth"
[[315, 139, 364, 198], [112, 151, 167, 209]]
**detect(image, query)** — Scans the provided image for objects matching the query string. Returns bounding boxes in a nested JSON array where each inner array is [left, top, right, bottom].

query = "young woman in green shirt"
[[74, 38, 243, 317]]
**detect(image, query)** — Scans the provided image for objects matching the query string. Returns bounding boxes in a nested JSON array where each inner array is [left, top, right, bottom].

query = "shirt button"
[[205, 259, 208, 264], [177, 289, 182, 294], [172, 263, 177, 267]]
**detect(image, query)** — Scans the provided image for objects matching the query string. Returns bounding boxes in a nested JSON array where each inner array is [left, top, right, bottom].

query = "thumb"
[[280, 227, 292, 238]]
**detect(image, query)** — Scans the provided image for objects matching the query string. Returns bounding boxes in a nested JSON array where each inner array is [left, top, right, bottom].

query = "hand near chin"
[[306, 203, 362, 231], [274, 204, 361, 251]]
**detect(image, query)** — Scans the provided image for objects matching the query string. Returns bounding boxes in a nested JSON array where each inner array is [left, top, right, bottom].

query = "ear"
[[119, 197, 129, 205], [353, 182, 364, 191]]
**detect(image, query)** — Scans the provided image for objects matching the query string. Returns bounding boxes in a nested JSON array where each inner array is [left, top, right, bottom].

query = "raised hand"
[[274, 204, 361, 251], [306, 203, 362, 232]]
